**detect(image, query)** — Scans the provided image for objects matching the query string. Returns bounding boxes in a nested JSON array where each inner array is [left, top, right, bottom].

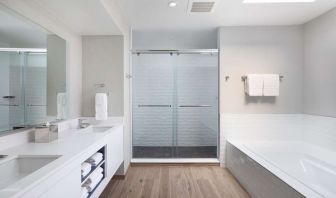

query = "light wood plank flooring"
[[100, 165, 250, 198]]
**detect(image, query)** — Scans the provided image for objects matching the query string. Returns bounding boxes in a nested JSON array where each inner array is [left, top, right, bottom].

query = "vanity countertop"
[[0, 117, 123, 198]]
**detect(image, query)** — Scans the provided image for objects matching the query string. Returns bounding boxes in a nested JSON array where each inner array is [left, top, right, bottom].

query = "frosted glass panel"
[[176, 54, 218, 158], [132, 52, 218, 158], [24, 53, 47, 125], [132, 54, 174, 158]]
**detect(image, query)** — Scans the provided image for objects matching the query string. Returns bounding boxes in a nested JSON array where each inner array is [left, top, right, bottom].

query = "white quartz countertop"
[[0, 118, 123, 198]]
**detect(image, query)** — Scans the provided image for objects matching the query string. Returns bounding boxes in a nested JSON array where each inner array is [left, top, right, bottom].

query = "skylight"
[[243, 0, 315, 3]]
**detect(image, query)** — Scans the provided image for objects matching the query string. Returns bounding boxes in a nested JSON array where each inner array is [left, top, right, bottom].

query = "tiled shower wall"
[[132, 54, 218, 147], [2, 53, 47, 130]]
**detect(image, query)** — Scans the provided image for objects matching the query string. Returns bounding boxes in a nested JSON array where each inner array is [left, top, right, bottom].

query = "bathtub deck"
[[100, 165, 250, 198]]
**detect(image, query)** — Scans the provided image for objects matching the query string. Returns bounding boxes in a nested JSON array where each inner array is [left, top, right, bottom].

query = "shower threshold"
[[131, 158, 219, 164], [132, 146, 218, 159]]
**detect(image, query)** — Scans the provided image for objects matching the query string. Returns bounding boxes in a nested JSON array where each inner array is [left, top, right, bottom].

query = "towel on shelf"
[[81, 187, 88, 198], [87, 167, 104, 183], [263, 74, 280, 96], [81, 162, 92, 177], [95, 93, 108, 121], [245, 74, 263, 96], [83, 173, 104, 192], [57, 92, 66, 120], [86, 152, 103, 166]]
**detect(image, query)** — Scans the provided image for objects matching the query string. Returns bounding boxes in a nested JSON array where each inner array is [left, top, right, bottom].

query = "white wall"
[[303, 8, 336, 118], [82, 36, 124, 117], [219, 26, 304, 114], [132, 29, 218, 49]]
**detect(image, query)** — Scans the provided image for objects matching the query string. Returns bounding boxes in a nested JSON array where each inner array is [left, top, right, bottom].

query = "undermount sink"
[[0, 155, 60, 190], [92, 127, 113, 133]]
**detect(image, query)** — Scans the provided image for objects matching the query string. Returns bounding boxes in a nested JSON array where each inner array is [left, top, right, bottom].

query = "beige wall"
[[303, 8, 336, 118], [82, 36, 124, 117], [47, 35, 66, 117], [219, 26, 304, 114]]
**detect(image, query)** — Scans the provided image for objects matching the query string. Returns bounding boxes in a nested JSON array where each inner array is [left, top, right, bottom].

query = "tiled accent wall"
[[220, 114, 336, 165]]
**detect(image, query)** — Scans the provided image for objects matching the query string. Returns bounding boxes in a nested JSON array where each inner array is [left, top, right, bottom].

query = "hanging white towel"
[[95, 93, 108, 120], [263, 74, 280, 96], [245, 74, 263, 96], [57, 92, 66, 120]]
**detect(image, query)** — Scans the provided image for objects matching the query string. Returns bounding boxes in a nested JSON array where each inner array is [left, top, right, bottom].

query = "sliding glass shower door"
[[175, 54, 218, 158], [132, 51, 218, 159]]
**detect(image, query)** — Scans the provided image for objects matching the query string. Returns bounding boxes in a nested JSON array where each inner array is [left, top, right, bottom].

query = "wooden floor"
[[100, 165, 250, 198]]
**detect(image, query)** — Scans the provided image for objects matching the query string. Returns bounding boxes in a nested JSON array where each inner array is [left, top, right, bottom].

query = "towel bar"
[[241, 75, 284, 81]]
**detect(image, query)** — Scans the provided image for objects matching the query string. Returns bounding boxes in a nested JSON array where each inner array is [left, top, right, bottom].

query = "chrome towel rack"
[[241, 75, 284, 82]]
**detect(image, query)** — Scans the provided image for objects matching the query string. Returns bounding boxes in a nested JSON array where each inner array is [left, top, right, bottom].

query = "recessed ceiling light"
[[243, 0, 315, 3], [168, 1, 177, 7]]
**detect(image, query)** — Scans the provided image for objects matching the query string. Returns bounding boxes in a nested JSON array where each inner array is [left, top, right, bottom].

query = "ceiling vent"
[[188, 0, 218, 13]]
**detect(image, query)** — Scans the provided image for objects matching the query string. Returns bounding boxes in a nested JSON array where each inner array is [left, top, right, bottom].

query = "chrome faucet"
[[78, 119, 90, 129]]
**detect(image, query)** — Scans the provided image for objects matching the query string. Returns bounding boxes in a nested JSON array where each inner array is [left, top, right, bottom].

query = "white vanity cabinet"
[[19, 125, 124, 198], [105, 125, 124, 179], [39, 168, 81, 198]]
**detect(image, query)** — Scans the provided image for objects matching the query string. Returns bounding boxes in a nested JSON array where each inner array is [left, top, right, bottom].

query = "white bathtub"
[[228, 140, 336, 198]]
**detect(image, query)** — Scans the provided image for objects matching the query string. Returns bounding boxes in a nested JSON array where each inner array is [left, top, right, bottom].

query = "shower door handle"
[[178, 105, 212, 107], [138, 105, 172, 107]]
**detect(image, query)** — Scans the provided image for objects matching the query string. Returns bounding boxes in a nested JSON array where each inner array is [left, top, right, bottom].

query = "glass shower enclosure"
[[132, 50, 219, 159], [0, 49, 47, 131]]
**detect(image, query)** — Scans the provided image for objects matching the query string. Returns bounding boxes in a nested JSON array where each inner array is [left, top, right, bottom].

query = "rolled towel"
[[86, 153, 103, 166], [81, 162, 92, 177], [81, 162, 91, 173], [87, 167, 104, 183], [83, 173, 104, 192], [81, 187, 88, 198]]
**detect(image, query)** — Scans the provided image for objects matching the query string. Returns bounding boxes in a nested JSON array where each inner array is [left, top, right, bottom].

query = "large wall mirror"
[[0, 6, 67, 132]]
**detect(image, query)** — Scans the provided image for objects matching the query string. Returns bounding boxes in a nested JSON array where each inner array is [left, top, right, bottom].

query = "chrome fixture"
[[79, 119, 90, 129], [132, 49, 219, 55], [241, 75, 284, 82]]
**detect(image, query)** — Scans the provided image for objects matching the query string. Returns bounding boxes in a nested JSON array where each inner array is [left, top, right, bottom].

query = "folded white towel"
[[86, 153, 103, 166], [87, 167, 104, 183], [95, 93, 108, 120], [81, 187, 88, 198], [81, 162, 92, 177], [245, 74, 263, 96], [81, 162, 91, 173], [263, 74, 280, 96], [84, 173, 104, 192]]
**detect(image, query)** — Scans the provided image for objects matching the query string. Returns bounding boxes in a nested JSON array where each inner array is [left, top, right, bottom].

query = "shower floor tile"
[[133, 146, 217, 158]]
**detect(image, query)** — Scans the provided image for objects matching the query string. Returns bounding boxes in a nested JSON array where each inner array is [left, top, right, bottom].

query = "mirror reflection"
[[0, 7, 66, 132]]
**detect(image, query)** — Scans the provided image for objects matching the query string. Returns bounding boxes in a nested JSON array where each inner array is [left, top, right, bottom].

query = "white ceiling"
[[31, 0, 122, 35], [116, 0, 336, 31], [0, 7, 48, 48]]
